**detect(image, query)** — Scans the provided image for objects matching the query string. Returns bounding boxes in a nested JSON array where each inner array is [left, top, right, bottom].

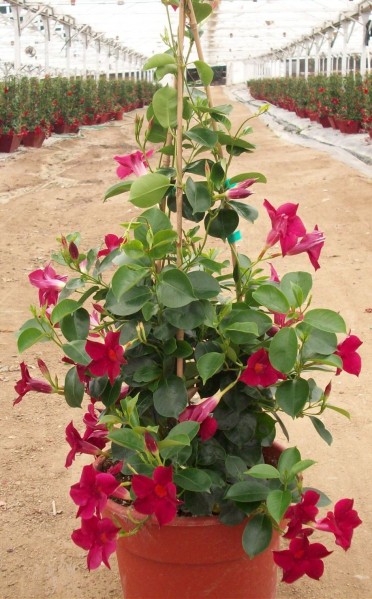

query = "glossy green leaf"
[[129, 173, 171, 208], [109, 428, 145, 453], [278, 447, 301, 478], [242, 515, 273, 558], [17, 328, 46, 352], [310, 416, 333, 445], [205, 209, 239, 240], [300, 325, 337, 357], [246, 464, 280, 479], [105, 287, 151, 316], [60, 308, 90, 341], [64, 366, 85, 408], [252, 284, 290, 313], [229, 172, 267, 184], [229, 200, 258, 223], [112, 265, 149, 300], [225, 480, 269, 502], [143, 53, 176, 70], [157, 269, 196, 308], [104, 180, 133, 201], [267, 489, 292, 523], [149, 230, 178, 259], [152, 86, 177, 128], [193, 1, 212, 23], [62, 340, 91, 366], [289, 459, 316, 477], [194, 60, 214, 85], [174, 468, 212, 492], [185, 127, 218, 149], [280, 272, 312, 307], [153, 375, 188, 418], [304, 309, 347, 333], [197, 352, 225, 384], [51, 299, 80, 325], [269, 327, 298, 373], [187, 271, 220, 299], [185, 178, 212, 214], [276, 378, 309, 418], [164, 300, 212, 329]]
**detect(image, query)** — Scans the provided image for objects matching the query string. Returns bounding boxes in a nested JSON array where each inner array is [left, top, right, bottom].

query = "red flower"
[[284, 490, 320, 539], [97, 233, 125, 257], [264, 200, 307, 255], [29, 264, 67, 307], [14, 362, 53, 405], [240, 348, 286, 387], [286, 225, 325, 270], [315, 498, 362, 550], [71, 516, 119, 570], [70, 464, 120, 519], [335, 334, 362, 376], [132, 465, 179, 526], [85, 331, 126, 384], [273, 532, 332, 583], [178, 396, 219, 441], [65, 421, 107, 468]]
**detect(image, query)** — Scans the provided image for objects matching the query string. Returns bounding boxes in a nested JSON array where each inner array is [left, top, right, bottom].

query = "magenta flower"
[[273, 533, 332, 583], [114, 149, 154, 180], [97, 233, 125, 257], [335, 334, 362, 376], [13, 361, 53, 405], [70, 464, 120, 519], [240, 348, 286, 387], [71, 516, 119, 570], [29, 264, 67, 307], [269, 262, 280, 283], [226, 179, 256, 200], [179, 396, 219, 441], [315, 498, 362, 550], [65, 421, 106, 468], [264, 200, 306, 255], [85, 331, 126, 384], [284, 490, 320, 539], [286, 226, 325, 270], [83, 404, 108, 434], [144, 432, 159, 454], [132, 465, 179, 526]]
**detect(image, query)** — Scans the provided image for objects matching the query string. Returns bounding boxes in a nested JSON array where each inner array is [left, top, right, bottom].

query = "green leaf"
[[326, 404, 351, 419], [246, 464, 280, 479], [51, 299, 80, 325], [185, 127, 218, 149], [194, 60, 214, 85], [109, 428, 145, 453], [242, 515, 273, 558], [164, 300, 212, 329], [193, 1, 212, 23], [112, 265, 149, 300], [157, 269, 196, 308], [167, 421, 200, 441], [64, 366, 85, 408], [252, 284, 290, 313], [174, 468, 212, 492], [184, 158, 214, 176], [229, 200, 258, 223], [197, 352, 225, 384], [154, 64, 178, 81], [278, 447, 301, 478], [60, 308, 90, 341], [17, 328, 46, 352], [185, 178, 212, 214], [205, 209, 239, 240], [187, 271, 220, 299], [289, 459, 316, 478], [225, 480, 269, 502], [152, 86, 178, 128], [129, 173, 171, 209], [137, 207, 172, 234], [229, 172, 267, 184], [276, 378, 309, 418], [104, 180, 133, 201], [225, 455, 248, 481], [62, 340, 91, 366], [300, 325, 337, 357], [217, 132, 255, 155], [143, 53, 176, 70], [304, 309, 347, 333], [153, 375, 188, 418], [105, 286, 151, 316], [280, 272, 312, 307], [267, 489, 292, 523], [269, 328, 298, 373], [310, 416, 333, 445], [149, 230, 178, 260]]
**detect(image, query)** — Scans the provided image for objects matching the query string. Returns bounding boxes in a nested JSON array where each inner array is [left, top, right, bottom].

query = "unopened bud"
[[145, 432, 158, 454], [136, 322, 147, 344], [69, 241, 79, 260], [324, 381, 332, 399]]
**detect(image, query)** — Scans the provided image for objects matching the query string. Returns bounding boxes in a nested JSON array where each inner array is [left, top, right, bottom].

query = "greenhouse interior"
[[1, 1, 371, 599]]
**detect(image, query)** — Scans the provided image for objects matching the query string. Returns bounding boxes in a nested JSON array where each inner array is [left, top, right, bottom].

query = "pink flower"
[[335, 334, 362, 376], [240, 348, 286, 387], [284, 490, 320, 539], [273, 533, 332, 583], [14, 362, 53, 405], [315, 498, 362, 550], [71, 516, 119, 570], [70, 464, 120, 519], [269, 262, 280, 283], [286, 226, 325, 270], [264, 200, 306, 255], [97, 233, 125, 257], [179, 396, 219, 441], [85, 331, 126, 384], [114, 149, 154, 180], [65, 421, 107, 468], [29, 264, 67, 306], [132, 465, 179, 526], [226, 179, 256, 200], [83, 404, 107, 433]]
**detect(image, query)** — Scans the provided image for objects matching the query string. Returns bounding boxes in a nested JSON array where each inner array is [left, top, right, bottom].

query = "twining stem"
[[176, 0, 186, 378]]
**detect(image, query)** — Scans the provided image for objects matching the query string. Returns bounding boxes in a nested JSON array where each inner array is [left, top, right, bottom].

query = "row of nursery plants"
[[0, 76, 158, 152], [248, 73, 372, 135]]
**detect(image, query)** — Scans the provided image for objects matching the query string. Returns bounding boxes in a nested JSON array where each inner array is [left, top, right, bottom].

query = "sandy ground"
[[0, 87, 371, 599]]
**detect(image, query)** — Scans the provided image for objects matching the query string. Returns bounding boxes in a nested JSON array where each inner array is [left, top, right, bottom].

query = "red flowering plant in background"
[[14, 0, 361, 585]]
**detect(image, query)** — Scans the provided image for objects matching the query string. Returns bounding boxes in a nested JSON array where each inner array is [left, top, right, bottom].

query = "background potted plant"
[[14, 1, 362, 598], [0, 77, 23, 153]]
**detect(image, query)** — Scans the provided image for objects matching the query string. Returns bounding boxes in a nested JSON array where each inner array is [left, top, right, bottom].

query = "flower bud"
[[69, 241, 79, 261], [145, 432, 158, 454]]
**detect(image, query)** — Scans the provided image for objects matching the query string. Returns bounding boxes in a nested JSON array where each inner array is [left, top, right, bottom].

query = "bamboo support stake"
[[176, 0, 186, 378]]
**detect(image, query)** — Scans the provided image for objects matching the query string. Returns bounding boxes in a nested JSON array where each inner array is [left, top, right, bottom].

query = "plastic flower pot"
[[115, 110, 124, 121], [337, 119, 361, 135], [328, 115, 338, 129], [22, 130, 46, 148], [0, 133, 23, 153], [295, 107, 307, 119], [308, 111, 318, 122], [53, 123, 80, 134], [103, 443, 283, 599], [318, 115, 331, 128]]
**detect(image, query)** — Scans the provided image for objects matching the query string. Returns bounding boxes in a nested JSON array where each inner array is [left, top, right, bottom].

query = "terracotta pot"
[[22, 130, 46, 148], [318, 115, 331, 128], [103, 443, 283, 599], [0, 133, 23, 153]]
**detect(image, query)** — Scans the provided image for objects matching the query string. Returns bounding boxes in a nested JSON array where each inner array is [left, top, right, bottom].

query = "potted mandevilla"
[[14, 1, 362, 598]]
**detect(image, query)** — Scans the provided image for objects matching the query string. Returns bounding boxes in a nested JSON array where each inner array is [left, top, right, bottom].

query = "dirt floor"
[[0, 87, 371, 599]]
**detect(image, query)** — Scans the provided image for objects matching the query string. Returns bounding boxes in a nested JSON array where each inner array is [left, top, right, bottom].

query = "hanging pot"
[[103, 443, 283, 599], [0, 133, 23, 153]]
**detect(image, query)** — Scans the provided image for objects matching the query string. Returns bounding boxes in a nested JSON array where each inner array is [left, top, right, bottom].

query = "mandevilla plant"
[[14, 0, 361, 587]]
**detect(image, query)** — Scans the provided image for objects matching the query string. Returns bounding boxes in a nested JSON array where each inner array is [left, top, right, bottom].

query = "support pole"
[[13, 4, 21, 72]]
